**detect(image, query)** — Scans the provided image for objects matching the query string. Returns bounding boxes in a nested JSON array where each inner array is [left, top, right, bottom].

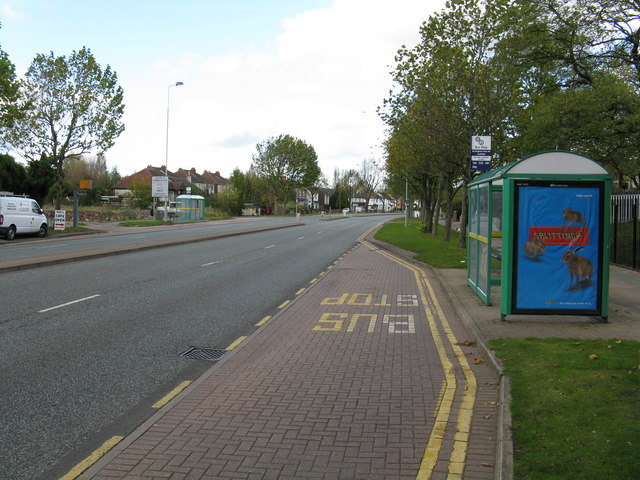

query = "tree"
[[358, 159, 381, 212], [251, 134, 321, 213], [4, 47, 125, 209], [499, 0, 640, 184], [128, 179, 152, 209], [382, 0, 519, 245], [0, 27, 22, 134], [0, 154, 26, 193], [228, 167, 269, 206], [329, 188, 350, 210], [514, 73, 640, 188], [24, 155, 56, 205], [63, 154, 119, 204]]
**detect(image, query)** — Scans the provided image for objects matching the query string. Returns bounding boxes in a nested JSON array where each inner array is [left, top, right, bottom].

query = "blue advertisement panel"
[[513, 181, 603, 315]]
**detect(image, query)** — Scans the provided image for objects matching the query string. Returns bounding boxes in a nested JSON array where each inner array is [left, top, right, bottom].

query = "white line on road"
[[264, 245, 276, 249], [201, 260, 223, 267], [38, 294, 101, 313], [297, 236, 305, 239]]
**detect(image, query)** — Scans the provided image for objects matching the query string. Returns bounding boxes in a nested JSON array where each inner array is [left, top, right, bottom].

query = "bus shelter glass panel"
[[479, 185, 489, 238], [478, 241, 489, 296], [469, 236, 478, 289], [491, 190, 503, 282], [492, 190, 502, 234], [470, 188, 478, 235]]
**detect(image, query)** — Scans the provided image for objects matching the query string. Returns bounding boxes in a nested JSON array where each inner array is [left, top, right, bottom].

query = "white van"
[[0, 194, 49, 240]]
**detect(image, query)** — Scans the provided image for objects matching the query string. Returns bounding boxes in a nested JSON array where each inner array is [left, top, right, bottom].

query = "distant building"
[[111, 165, 228, 201], [296, 187, 332, 211]]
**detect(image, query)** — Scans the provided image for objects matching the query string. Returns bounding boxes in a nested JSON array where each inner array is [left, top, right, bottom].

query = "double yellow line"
[[363, 238, 477, 480]]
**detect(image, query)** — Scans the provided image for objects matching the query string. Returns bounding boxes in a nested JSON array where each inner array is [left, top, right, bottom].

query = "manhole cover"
[[180, 347, 228, 361]]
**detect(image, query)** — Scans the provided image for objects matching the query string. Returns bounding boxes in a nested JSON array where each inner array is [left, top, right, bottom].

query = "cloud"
[[107, 0, 446, 179], [0, 2, 24, 19], [217, 132, 261, 149]]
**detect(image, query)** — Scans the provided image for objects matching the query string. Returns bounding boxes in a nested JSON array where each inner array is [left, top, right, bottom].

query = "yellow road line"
[[278, 300, 291, 309], [59, 435, 124, 480], [420, 275, 477, 479], [226, 336, 248, 350], [152, 380, 192, 409], [256, 315, 272, 326], [368, 243, 477, 480], [296, 288, 306, 295]]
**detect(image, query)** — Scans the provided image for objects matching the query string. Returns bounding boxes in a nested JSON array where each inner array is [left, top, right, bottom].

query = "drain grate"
[[180, 347, 229, 361]]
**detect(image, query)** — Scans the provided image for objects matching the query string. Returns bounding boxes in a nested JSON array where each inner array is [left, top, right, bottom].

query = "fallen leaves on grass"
[[589, 354, 598, 360]]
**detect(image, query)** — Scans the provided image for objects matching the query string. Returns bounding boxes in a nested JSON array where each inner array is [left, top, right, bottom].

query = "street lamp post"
[[164, 81, 184, 221]]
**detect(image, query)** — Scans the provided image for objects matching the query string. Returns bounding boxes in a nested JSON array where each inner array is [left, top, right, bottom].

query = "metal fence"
[[611, 193, 640, 270]]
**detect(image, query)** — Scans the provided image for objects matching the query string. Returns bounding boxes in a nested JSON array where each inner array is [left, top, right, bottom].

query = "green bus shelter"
[[467, 151, 612, 322], [175, 194, 205, 220]]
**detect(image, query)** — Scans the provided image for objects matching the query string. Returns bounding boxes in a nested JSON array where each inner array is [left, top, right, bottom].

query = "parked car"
[[0, 194, 49, 240]]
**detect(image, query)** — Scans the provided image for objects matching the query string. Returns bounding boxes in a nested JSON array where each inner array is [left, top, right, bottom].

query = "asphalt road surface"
[[0, 215, 398, 480]]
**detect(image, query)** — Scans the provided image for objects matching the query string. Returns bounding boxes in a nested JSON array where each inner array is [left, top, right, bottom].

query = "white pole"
[[164, 81, 184, 221]]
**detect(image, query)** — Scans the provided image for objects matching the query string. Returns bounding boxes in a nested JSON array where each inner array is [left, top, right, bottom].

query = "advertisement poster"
[[513, 181, 603, 315]]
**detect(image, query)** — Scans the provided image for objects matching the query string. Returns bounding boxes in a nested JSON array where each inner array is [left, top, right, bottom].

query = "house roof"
[[202, 170, 229, 185], [112, 166, 228, 191], [112, 165, 170, 189], [174, 168, 209, 185]]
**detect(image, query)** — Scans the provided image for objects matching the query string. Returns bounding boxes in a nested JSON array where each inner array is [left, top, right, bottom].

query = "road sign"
[[54, 210, 66, 231], [152, 176, 169, 197], [471, 135, 492, 172]]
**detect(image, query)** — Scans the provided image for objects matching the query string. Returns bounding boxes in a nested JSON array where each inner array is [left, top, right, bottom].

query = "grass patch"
[[374, 219, 467, 269], [491, 338, 640, 480], [119, 216, 231, 227], [49, 226, 94, 235], [119, 220, 167, 227]]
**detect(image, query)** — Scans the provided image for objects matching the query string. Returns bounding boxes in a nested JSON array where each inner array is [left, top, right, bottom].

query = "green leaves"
[[4, 46, 125, 208], [251, 134, 320, 208], [10, 46, 124, 161]]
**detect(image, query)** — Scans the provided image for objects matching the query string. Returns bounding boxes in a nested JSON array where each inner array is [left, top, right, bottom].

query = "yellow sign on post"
[[79, 179, 93, 190]]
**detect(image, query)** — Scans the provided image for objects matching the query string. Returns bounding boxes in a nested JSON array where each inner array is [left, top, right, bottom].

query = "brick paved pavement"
[[79, 239, 499, 479]]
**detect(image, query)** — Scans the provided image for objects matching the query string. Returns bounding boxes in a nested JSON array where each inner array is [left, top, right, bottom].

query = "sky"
[[0, 0, 446, 181]]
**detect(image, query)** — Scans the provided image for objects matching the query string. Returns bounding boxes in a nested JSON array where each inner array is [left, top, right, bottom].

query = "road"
[[0, 215, 297, 262], [0, 215, 398, 480]]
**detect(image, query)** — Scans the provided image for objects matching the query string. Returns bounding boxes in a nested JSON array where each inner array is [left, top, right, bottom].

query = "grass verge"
[[119, 220, 168, 227], [49, 226, 94, 235], [118, 216, 231, 227], [490, 338, 640, 480], [374, 219, 466, 269]]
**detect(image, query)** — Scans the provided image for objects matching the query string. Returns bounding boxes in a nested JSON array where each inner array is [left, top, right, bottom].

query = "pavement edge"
[[365, 231, 514, 480]]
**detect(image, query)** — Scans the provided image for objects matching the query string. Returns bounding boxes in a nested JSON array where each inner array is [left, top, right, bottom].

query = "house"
[[296, 187, 332, 212], [368, 193, 396, 212], [111, 165, 228, 201], [201, 170, 229, 195], [111, 165, 181, 199], [173, 168, 209, 194]]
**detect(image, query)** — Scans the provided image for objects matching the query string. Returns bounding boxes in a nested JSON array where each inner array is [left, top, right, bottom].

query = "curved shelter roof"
[[469, 151, 611, 187]]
